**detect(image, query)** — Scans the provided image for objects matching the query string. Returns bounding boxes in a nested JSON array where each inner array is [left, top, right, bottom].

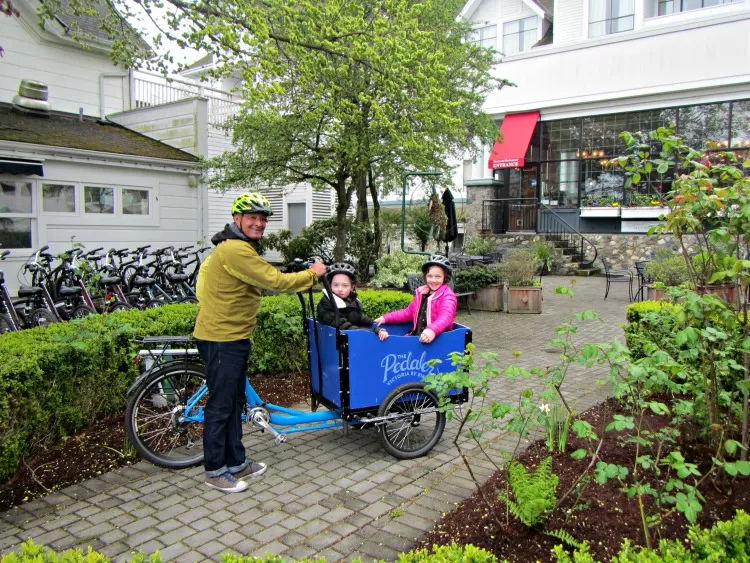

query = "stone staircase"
[[545, 236, 601, 277]]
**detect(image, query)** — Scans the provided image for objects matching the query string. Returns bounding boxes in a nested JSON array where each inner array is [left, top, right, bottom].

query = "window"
[[503, 17, 538, 55], [677, 103, 730, 150], [0, 180, 33, 248], [84, 186, 115, 214], [470, 25, 497, 49], [730, 100, 750, 149], [589, 0, 635, 37], [42, 183, 75, 213], [653, 0, 738, 16], [122, 188, 150, 215]]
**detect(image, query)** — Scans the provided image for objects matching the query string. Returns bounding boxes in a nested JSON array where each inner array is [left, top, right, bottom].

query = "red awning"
[[487, 111, 540, 169]]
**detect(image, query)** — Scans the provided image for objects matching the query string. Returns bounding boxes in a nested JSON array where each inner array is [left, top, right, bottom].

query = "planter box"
[[469, 284, 504, 312], [621, 207, 670, 219], [580, 207, 621, 218], [697, 284, 738, 308], [507, 286, 542, 314], [646, 285, 666, 301]]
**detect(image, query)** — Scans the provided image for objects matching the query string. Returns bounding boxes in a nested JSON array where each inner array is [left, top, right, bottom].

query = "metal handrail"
[[537, 203, 598, 268]]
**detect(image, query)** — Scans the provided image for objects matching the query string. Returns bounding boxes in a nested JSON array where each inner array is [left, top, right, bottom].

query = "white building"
[[460, 0, 750, 235], [0, 0, 205, 293]]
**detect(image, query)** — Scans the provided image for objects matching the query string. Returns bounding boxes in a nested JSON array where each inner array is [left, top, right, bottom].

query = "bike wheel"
[[71, 305, 96, 319], [106, 300, 132, 312], [177, 296, 198, 304], [144, 299, 166, 309], [125, 364, 207, 468], [0, 313, 15, 333], [29, 308, 58, 327], [377, 382, 445, 460]]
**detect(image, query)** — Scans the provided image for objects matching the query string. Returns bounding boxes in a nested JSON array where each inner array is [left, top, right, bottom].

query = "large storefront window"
[[678, 103, 730, 149], [541, 119, 580, 160], [581, 114, 627, 158], [731, 100, 750, 148], [540, 158, 579, 207]]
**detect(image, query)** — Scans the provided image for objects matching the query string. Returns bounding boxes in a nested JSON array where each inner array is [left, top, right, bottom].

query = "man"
[[194, 191, 326, 493]]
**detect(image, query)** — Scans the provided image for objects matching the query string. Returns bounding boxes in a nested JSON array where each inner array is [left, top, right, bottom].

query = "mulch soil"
[[3, 377, 749, 563], [0, 372, 310, 513], [418, 397, 750, 562]]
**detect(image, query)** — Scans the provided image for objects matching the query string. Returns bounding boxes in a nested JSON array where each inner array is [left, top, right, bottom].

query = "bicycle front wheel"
[[377, 383, 445, 460], [125, 363, 208, 468]]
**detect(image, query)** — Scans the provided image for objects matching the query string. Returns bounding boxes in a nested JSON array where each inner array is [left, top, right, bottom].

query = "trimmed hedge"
[[0, 540, 495, 562], [0, 290, 411, 482], [623, 300, 682, 361]]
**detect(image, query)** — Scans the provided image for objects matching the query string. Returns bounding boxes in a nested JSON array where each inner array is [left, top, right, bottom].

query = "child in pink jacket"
[[375, 254, 457, 344]]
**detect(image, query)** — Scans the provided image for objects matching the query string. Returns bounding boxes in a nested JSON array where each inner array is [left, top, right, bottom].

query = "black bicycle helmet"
[[327, 262, 357, 283], [422, 254, 452, 281]]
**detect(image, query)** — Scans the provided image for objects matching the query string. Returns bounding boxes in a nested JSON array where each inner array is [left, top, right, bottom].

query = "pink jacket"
[[382, 284, 457, 337]]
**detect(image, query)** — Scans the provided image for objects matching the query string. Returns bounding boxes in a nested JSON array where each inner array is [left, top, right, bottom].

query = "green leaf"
[[571, 449, 587, 460], [657, 161, 669, 174]]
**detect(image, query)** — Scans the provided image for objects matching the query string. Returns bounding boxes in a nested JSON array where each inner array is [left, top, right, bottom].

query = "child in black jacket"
[[317, 263, 388, 341]]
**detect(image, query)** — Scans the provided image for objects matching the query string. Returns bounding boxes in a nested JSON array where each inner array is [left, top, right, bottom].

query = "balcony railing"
[[481, 198, 538, 233], [132, 72, 241, 126]]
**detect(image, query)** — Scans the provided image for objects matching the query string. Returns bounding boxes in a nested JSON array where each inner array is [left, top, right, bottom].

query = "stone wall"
[[468, 232, 698, 274]]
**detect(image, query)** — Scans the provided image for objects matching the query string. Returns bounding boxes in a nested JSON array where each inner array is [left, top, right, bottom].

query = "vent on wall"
[[12, 80, 51, 115]]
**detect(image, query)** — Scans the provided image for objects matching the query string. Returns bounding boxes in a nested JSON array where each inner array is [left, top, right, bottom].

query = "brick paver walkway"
[[0, 276, 633, 562]]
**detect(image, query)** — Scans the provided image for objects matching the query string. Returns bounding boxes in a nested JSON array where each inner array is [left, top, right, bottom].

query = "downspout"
[[99, 71, 131, 119]]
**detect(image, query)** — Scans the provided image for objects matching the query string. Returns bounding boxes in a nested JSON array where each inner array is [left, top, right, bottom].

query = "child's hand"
[[419, 328, 436, 344], [378, 329, 389, 341], [374, 317, 385, 326]]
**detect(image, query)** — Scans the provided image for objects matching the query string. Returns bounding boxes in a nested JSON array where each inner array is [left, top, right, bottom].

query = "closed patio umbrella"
[[441, 188, 458, 255]]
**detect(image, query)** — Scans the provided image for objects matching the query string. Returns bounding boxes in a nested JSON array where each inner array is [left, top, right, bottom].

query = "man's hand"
[[310, 261, 327, 278]]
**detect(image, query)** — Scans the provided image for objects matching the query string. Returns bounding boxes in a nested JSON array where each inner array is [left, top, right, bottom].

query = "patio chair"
[[633, 260, 653, 301], [601, 258, 633, 301]]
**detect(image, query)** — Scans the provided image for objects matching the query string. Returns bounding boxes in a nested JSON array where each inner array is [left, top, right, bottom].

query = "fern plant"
[[498, 456, 559, 527]]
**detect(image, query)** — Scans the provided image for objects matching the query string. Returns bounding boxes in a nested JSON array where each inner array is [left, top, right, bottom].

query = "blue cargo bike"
[[124, 271, 471, 467]]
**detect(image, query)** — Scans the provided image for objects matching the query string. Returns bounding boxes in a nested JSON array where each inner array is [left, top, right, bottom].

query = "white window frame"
[[40, 182, 78, 216], [502, 17, 538, 56], [588, 0, 635, 38], [0, 177, 36, 249], [470, 24, 498, 50]]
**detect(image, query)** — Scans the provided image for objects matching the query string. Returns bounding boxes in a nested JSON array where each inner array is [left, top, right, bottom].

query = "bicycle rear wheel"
[[377, 383, 445, 460], [125, 363, 208, 468]]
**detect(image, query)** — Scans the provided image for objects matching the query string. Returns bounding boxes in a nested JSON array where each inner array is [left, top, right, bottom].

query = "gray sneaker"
[[205, 472, 249, 493], [232, 462, 267, 480]]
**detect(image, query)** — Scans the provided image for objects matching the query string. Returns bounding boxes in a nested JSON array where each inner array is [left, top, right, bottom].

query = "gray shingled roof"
[[0, 104, 198, 163], [49, 0, 150, 51]]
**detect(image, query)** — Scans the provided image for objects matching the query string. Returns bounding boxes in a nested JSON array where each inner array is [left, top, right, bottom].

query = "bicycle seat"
[[99, 276, 122, 285], [166, 272, 189, 283], [59, 286, 83, 296], [18, 286, 43, 297], [132, 276, 156, 287]]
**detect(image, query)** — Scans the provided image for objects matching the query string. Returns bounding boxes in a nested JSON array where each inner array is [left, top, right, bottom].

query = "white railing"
[[132, 71, 241, 126]]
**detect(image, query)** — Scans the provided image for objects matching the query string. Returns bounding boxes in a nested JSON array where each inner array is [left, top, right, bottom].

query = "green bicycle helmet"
[[231, 192, 274, 216]]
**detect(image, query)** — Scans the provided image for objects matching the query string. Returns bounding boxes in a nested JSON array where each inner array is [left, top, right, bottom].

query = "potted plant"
[[580, 195, 622, 217], [691, 251, 738, 305], [501, 250, 542, 314], [644, 251, 689, 300], [453, 264, 504, 312], [534, 240, 555, 275], [621, 192, 671, 219]]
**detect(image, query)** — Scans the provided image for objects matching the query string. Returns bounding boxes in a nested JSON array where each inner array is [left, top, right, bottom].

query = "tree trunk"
[[368, 167, 381, 259], [333, 172, 353, 261], [355, 170, 369, 223]]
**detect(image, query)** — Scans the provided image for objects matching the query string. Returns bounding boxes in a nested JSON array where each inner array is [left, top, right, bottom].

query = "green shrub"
[[644, 251, 689, 287], [453, 264, 502, 293], [369, 251, 427, 289], [624, 301, 682, 361], [0, 291, 411, 481], [500, 250, 540, 286], [552, 509, 750, 562], [463, 236, 495, 256]]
